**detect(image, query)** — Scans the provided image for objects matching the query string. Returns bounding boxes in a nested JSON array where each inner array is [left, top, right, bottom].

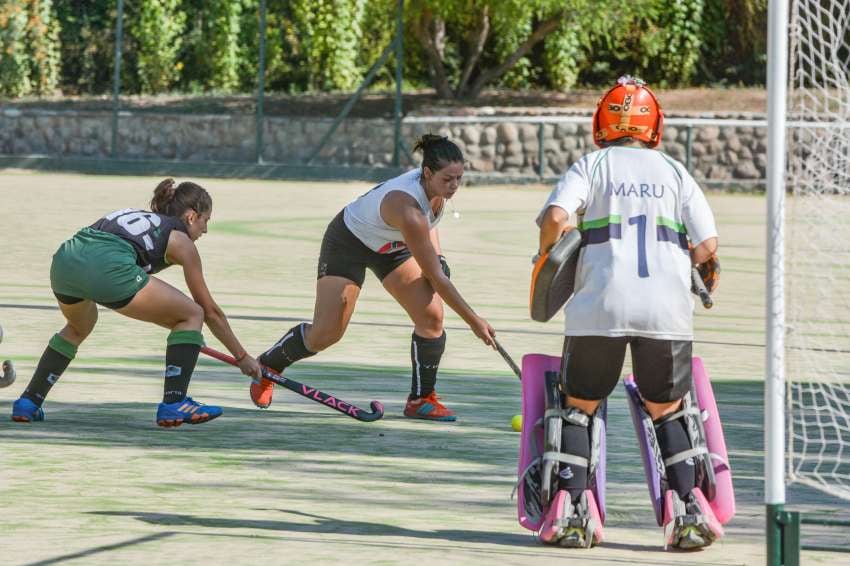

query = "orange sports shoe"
[[403, 391, 456, 422], [250, 377, 275, 409]]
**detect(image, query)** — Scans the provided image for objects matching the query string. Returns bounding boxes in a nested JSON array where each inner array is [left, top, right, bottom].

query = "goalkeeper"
[[534, 76, 721, 549]]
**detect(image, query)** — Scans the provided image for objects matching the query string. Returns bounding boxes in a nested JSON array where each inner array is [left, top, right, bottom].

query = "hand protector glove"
[[693, 254, 720, 294]]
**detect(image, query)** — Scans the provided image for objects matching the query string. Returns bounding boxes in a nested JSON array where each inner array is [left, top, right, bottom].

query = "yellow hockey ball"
[[511, 414, 522, 432]]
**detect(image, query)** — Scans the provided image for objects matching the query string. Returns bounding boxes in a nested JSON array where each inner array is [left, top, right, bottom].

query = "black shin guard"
[[23, 334, 77, 406], [260, 323, 316, 372], [559, 420, 591, 504], [410, 331, 446, 399], [163, 343, 201, 404], [656, 416, 697, 498]]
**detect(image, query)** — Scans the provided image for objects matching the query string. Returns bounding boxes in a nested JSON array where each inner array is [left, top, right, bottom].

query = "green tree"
[[235, 0, 305, 93], [541, 23, 586, 91], [0, 0, 61, 97], [562, 0, 705, 88], [181, 0, 243, 92], [409, 0, 577, 99], [0, 2, 33, 96], [128, 0, 186, 93], [54, 1, 116, 95], [26, 0, 61, 95], [698, 0, 766, 85], [291, 0, 369, 91]]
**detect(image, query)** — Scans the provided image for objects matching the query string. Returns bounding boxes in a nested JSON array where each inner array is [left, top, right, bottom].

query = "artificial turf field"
[[0, 171, 847, 565]]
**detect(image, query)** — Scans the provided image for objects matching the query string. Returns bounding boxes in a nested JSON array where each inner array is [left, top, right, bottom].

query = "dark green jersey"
[[89, 209, 188, 274]]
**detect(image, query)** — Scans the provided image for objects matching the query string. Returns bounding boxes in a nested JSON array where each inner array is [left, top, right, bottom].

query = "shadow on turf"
[[0, 381, 766, 505], [21, 532, 177, 566], [89, 508, 666, 553]]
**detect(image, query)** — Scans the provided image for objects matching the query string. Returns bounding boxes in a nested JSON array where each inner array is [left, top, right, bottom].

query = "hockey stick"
[[494, 338, 521, 380], [200, 346, 384, 422], [0, 324, 14, 388], [0, 360, 15, 388], [691, 267, 714, 309]]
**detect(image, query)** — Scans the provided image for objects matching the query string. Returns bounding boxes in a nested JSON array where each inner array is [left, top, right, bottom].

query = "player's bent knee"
[[306, 328, 344, 352], [643, 397, 684, 421], [63, 324, 91, 344], [413, 303, 443, 334], [189, 302, 205, 326], [567, 396, 602, 416]]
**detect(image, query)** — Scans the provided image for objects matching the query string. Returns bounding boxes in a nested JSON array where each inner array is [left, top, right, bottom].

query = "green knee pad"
[[167, 330, 205, 347], [49, 334, 78, 360]]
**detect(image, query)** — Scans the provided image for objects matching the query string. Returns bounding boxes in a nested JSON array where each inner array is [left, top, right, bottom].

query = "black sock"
[[656, 416, 697, 498], [410, 331, 446, 399], [23, 335, 77, 406], [163, 343, 201, 404], [259, 323, 315, 372], [558, 420, 591, 503]]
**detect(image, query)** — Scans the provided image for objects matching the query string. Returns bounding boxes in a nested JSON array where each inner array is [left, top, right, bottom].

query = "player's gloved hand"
[[438, 254, 450, 279], [470, 316, 496, 348], [693, 254, 721, 294], [237, 353, 262, 379]]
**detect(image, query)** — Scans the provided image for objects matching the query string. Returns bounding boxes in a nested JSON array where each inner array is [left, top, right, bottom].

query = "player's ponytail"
[[413, 134, 464, 173], [150, 178, 212, 217]]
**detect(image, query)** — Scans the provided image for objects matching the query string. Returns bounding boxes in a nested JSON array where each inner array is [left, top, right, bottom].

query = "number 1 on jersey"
[[628, 214, 649, 278]]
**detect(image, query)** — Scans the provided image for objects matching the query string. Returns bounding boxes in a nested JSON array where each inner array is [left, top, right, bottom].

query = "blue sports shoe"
[[11, 397, 45, 422], [156, 396, 222, 428]]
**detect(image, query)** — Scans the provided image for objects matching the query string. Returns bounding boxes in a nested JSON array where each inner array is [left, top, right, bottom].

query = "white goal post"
[[767, 0, 850, 562]]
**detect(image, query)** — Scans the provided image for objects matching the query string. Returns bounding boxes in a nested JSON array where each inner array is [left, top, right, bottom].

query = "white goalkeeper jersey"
[[537, 146, 717, 340], [344, 168, 443, 253]]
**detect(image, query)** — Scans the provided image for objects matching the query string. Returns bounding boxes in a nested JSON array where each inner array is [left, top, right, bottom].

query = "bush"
[[0, 0, 60, 97], [0, 0, 769, 98], [128, 0, 186, 94]]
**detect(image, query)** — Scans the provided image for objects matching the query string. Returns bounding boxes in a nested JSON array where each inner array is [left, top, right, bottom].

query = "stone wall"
[[0, 108, 768, 185]]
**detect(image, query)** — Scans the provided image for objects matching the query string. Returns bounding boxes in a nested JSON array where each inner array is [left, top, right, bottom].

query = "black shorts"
[[317, 211, 412, 287], [54, 292, 136, 310], [561, 335, 692, 403]]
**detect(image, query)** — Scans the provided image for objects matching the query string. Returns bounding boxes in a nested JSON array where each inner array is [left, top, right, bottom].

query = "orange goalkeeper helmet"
[[592, 75, 663, 148]]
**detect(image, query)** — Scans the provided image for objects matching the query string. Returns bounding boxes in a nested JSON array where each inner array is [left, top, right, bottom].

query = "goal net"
[[786, 0, 850, 499]]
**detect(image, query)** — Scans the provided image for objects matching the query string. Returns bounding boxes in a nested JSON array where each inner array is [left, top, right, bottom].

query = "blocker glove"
[[693, 254, 721, 294]]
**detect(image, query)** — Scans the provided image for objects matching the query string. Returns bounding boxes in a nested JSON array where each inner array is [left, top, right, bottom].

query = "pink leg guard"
[[517, 354, 607, 532], [517, 354, 559, 531], [693, 357, 736, 524], [626, 357, 736, 527]]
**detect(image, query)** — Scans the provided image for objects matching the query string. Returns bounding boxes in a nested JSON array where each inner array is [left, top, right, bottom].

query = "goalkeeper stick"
[[692, 267, 714, 309]]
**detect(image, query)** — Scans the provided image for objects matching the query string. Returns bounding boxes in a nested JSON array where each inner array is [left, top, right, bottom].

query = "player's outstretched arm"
[[166, 231, 261, 378], [383, 192, 496, 347]]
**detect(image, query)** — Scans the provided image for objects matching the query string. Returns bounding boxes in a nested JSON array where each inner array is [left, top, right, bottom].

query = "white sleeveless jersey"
[[344, 169, 443, 253], [537, 146, 718, 340]]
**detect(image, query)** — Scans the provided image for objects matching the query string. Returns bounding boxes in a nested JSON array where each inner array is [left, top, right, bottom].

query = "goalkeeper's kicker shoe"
[[403, 391, 456, 422], [663, 488, 723, 550], [11, 397, 45, 422], [156, 397, 222, 428], [540, 489, 604, 548]]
